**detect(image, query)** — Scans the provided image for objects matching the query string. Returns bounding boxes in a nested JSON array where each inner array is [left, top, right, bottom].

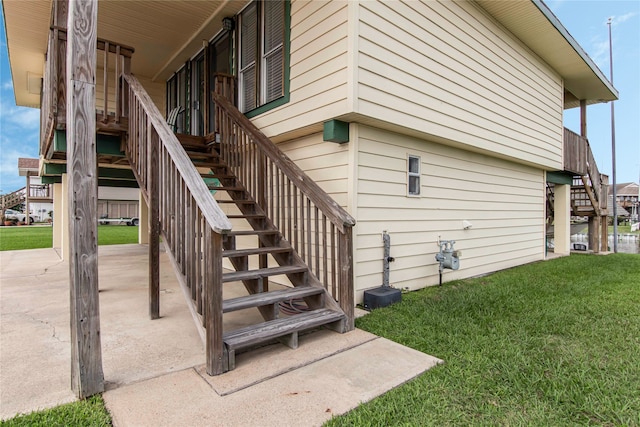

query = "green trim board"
[[43, 163, 136, 181], [41, 175, 138, 188], [547, 171, 573, 185], [41, 176, 62, 184], [53, 130, 125, 156], [323, 120, 349, 143], [245, 0, 291, 119]]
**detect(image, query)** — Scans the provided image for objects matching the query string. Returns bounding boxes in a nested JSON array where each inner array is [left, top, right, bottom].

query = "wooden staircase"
[[121, 72, 355, 375], [1, 187, 26, 211], [183, 137, 347, 370]]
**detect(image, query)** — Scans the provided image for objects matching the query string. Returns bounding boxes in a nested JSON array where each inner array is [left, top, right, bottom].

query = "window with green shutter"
[[238, 0, 290, 115]]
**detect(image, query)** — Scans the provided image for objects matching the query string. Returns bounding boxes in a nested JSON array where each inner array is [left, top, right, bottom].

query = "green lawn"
[[0, 396, 110, 427], [0, 225, 139, 251], [327, 254, 640, 426], [609, 224, 640, 235], [2, 254, 638, 425]]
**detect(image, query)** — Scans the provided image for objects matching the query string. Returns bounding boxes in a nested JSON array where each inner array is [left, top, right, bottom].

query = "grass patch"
[[609, 225, 640, 235], [327, 254, 640, 426], [0, 226, 53, 251], [0, 225, 139, 251], [0, 395, 111, 426]]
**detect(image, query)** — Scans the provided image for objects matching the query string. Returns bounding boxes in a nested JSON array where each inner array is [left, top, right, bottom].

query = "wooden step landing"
[[222, 265, 307, 283], [223, 308, 344, 370], [222, 286, 323, 313]]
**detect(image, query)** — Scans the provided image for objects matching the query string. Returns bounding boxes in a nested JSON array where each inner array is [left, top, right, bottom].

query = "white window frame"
[[407, 154, 421, 197]]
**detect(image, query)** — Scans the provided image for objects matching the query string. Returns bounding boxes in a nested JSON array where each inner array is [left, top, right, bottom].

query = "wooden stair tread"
[[186, 150, 216, 158], [206, 185, 245, 191], [216, 199, 255, 204], [222, 286, 323, 313], [223, 265, 307, 282], [227, 230, 279, 236], [200, 173, 236, 179], [223, 246, 291, 257], [223, 308, 343, 350], [192, 161, 225, 168]]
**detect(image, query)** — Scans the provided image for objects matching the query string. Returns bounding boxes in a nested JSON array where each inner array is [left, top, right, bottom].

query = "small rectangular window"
[[408, 155, 421, 196]]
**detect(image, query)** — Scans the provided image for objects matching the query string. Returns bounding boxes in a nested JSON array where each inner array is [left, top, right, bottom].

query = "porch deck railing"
[[40, 26, 133, 158], [123, 73, 232, 375], [212, 85, 356, 331], [564, 128, 607, 215]]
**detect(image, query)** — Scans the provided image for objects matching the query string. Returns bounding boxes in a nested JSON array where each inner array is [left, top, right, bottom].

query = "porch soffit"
[[475, 0, 618, 109], [3, 0, 246, 107]]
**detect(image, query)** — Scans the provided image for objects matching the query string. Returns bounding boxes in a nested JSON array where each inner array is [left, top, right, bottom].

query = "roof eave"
[[532, 0, 618, 101]]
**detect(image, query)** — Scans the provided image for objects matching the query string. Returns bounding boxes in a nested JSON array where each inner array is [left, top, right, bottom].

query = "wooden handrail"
[[123, 73, 230, 374], [212, 93, 355, 232]]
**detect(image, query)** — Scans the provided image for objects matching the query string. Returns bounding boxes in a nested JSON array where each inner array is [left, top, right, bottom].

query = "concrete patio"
[[0, 244, 442, 426]]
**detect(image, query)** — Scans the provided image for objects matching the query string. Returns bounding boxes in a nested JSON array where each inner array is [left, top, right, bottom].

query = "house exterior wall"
[[354, 0, 564, 170], [250, 0, 350, 138], [353, 124, 545, 302], [249, 0, 563, 172]]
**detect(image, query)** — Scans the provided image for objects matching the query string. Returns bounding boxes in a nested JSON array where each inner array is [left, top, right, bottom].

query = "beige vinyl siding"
[[355, 125, 544, 302], [250, 0, 350, 138], [356, 0, 563, 170], [276, 132, 350, 209]]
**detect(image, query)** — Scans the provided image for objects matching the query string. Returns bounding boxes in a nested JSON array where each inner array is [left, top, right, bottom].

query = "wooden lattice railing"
[[212, 88, 356, 330], [123, 73, 232, 375], [1, 187, 26, 210], [564, 128, 607, 215], [40, 25, 133, 158]]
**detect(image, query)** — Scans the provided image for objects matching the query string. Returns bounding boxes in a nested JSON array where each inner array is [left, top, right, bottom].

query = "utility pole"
[[608, 17, 618, 253]]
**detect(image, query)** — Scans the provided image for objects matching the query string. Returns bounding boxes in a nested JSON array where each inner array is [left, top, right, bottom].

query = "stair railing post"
[[338, 226, 355, 332], [205, 227, 225, 375], [148, 124, 160, 319]]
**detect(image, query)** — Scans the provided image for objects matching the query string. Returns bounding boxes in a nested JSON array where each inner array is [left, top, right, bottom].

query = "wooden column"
[[66, 0, 104, 398], [61, 173, 70, 261], [138, 192, 149, 244], [25, 175, 30, 224], [52, 182, 63, 250], [580, 99, 587, 138], [553, 184, 571, 255], [601, 217, 610, 252], [588, 216, 601, 254], [148, 127, 160, 319]]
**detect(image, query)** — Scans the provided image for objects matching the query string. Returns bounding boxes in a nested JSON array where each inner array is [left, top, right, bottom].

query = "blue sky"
[[0, 1, 639, 195]]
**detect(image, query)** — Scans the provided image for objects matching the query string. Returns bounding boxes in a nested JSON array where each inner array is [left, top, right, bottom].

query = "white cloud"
[[0, 146, 35, 194], [2, 81, 13, 91], [0, 100, 40, 129], [612, 11, 638, 26]]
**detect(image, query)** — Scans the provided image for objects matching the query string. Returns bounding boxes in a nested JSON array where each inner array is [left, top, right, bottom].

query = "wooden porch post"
[[579, 99, 587, 138], [67, 0, 104, 397], [205, 228, 225, 375], [339, 227, 355, 332]]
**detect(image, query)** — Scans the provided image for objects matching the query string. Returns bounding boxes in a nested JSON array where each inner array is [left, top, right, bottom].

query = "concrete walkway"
[[0, 245, 442, 425]]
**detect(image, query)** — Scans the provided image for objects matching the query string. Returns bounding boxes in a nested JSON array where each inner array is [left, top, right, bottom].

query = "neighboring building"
[[17, 157, 53, 222], [610, 182, 639, 222], [3, 0, 617, 385]]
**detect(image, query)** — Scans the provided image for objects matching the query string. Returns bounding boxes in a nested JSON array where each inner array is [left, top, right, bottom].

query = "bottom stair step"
[[223, 308, 344, 369], [223, 286, 324, 313]]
